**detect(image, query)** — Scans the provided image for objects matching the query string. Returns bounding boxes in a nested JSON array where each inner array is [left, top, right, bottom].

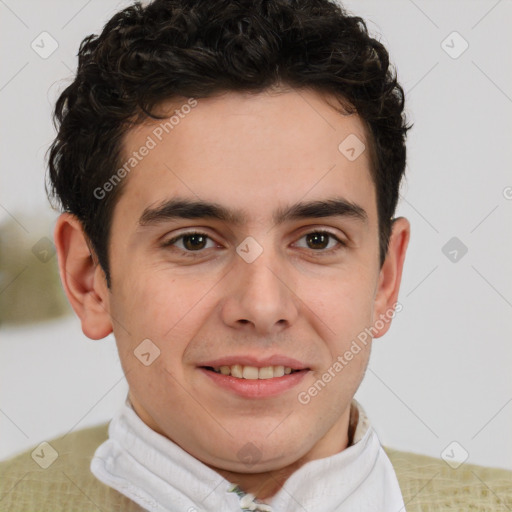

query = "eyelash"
[[161, 230, 346, 257]]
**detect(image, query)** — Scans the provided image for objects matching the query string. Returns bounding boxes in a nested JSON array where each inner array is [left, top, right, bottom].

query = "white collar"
[[91, 399, 405, 511]]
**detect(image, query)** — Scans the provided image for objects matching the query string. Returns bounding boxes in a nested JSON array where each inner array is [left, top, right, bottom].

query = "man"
[[1, 0, 510, 511]]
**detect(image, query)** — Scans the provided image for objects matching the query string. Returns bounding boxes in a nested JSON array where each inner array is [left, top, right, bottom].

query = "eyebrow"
[[138, 197, 368, 227]]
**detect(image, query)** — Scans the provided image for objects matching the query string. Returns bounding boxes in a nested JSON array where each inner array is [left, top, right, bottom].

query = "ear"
[[372, 217, 410, 339], [54, 213, 113, 340]]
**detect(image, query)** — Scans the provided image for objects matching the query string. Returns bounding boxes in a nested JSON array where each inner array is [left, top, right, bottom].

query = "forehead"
[[114, 88, 376, 228]]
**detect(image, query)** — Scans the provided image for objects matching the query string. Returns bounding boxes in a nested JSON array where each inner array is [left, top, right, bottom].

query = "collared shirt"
[[91, 398, 405, 511]]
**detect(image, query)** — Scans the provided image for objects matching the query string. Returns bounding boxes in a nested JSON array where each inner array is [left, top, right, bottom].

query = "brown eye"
[[182, 234, 208, 251], [295, 231, 344, 252], [163, 232, 216, 252], [306, 232, 329, 250]]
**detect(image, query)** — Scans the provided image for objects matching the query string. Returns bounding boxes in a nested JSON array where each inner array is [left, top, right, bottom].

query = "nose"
[[220, 247, 300, 336]]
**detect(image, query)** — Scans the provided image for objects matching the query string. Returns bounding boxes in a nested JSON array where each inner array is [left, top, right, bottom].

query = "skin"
[[55, 87, 410, 501]]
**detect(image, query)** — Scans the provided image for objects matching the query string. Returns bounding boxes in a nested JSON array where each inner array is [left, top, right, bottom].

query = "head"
[[50, 0, 411, 492]]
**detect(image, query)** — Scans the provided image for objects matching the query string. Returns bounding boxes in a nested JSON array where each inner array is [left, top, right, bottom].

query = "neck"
[[128, 395, 358, 502], [209, 403, 358, 501]]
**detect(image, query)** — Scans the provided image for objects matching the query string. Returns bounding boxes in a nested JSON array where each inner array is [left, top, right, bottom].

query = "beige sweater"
[[1, 424, 511, 511]]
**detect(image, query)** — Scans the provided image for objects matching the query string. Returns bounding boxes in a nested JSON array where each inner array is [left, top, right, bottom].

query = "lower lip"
[[199, 368, 309, 398]]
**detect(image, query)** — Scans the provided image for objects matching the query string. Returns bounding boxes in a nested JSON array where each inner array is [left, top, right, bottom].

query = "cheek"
[[112, 267, 207, 337], [296, 269, 375, 392], [109, 268, 224, 386], [301, 268, 376, 340]]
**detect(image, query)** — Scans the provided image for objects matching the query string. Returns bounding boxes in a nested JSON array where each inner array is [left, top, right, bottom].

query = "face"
[[92, 88, 401, 473]]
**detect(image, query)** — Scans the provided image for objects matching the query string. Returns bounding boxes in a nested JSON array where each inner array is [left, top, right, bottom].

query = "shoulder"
[[0, 424, 144, 512], [383, 446, 512, 511]]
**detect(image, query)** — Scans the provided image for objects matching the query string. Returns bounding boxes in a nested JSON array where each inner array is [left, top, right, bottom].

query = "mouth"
[[197, 358, 311, 398], [200, 364, 304, 379]]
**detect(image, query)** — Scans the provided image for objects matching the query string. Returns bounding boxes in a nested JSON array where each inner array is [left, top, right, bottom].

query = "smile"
[[199, 363, 310, 398], [203, 364, 301, 379]]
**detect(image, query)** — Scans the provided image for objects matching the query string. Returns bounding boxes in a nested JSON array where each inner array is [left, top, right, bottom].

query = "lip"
[[197, 355, 309, 370], [199, 367, 310, 399]]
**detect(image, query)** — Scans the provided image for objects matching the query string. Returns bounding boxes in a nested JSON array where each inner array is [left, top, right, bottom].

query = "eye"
[[162, 230, 345, 256], [294, 231, 345, 252], [163, 232, 216, 252]]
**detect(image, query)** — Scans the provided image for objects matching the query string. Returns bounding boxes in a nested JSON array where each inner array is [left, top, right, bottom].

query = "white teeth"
[[242, 366, 259, 379], [230, 364, 243, 378], [211, 364, 297, 379], [273, 365, 285, 377], [258, 366, 274, 379]]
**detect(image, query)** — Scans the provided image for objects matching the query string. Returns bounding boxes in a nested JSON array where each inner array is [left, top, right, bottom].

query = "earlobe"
[[54, 213, 113, 340], [372, 217, 410, 339]]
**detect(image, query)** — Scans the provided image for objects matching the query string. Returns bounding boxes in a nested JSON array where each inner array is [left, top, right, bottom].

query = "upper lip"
[[198, 355, 309, 370]]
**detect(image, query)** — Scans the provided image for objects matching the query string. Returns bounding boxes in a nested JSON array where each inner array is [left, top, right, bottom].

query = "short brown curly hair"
[[47, 0, 410, 286]]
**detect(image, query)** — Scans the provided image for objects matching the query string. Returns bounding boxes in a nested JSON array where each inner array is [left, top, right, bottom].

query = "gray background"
[[1, 0, 511, 472]]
